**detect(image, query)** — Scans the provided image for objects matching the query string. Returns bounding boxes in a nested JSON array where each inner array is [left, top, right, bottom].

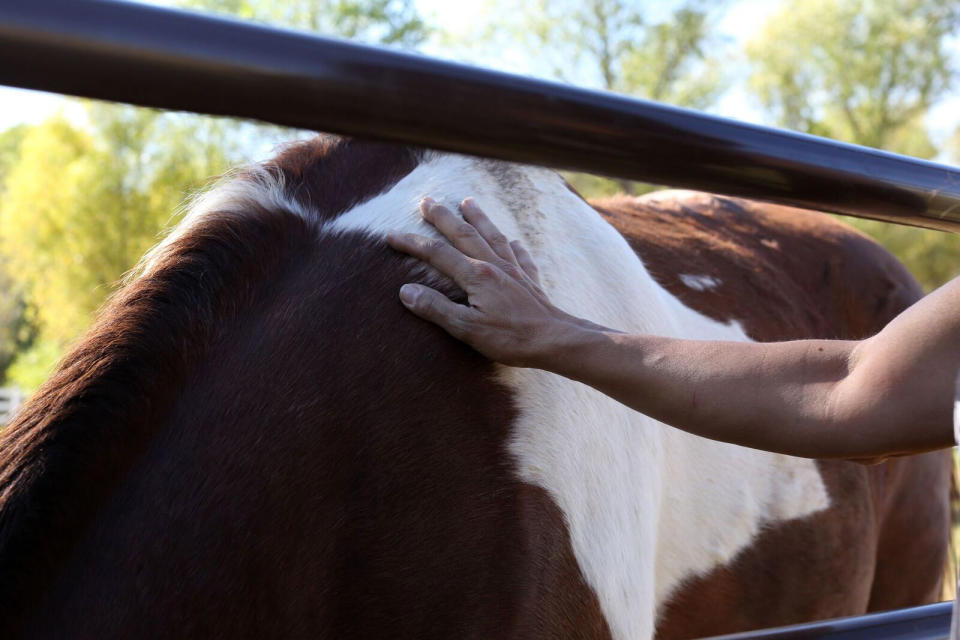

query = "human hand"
[[386, 197, 590, 368]]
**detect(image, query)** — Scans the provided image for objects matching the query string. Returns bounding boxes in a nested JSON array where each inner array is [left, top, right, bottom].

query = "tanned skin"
[[386, 197, 960, 464]]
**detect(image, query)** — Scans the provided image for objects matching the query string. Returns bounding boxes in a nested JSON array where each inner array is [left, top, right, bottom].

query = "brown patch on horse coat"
[[267, 135, 425, 222], [592, 191, 951, 638], [0, 205, 301, 638], [595, 191, 923, 341], [0, 137, 609, 639]]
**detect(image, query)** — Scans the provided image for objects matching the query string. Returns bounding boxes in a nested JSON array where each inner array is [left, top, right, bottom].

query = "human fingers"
[[510, 240, 542, 287], [460, 198, 519, 266], [419, 198, 501, 265], [386, 232, 488, 290], [398, 283, 477, 341]]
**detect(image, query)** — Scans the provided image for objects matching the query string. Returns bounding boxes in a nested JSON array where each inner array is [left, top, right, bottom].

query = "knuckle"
[[451, 314, 473, 336], [443, 312, 471, 339], [489, 233, 510, 253], [425, 239, 447, 254], [488, 232, 509, 248], [470, 261, 499, 283], [499, 262, 521, 279], [453, 223, 478, 241], [415, 292, 433, 312]]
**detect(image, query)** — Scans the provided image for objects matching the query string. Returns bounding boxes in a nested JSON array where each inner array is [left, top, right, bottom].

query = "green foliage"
[[747, 0, 958, 150], [0, 124, 37, 383], [746, 0, 960, 289], [0, 106, 233, 387], [0, 256, 35, 385], [479, 0, 727, 197], [181, 0, 428, 47], [491, 0, 725, 100], [0, 124, 28, 184], [620, 3, 727, 109], [838, 218, 960, 292], [563, 172, 659, 200], [0, 0, 430, 390], [563, 172, 632, 199], [0, 116, 95, 348], [950, 125, 960, 164], [4, 336, 60, 392]]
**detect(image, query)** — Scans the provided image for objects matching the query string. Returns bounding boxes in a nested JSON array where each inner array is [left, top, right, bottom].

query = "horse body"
[[0, 138, 948, 639], [595, 191, 950, 635]]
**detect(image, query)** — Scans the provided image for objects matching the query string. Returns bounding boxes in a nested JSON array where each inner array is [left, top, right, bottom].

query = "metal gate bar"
[[1, 2, 958, 639], [1, 0, 959, 232], [702, 602, 952, 640]]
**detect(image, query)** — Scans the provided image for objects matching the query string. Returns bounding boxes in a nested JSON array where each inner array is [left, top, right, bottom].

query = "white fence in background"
[[0, 386, 23, 425]]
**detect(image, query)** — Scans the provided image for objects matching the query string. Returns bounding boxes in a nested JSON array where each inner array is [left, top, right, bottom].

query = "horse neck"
[[0, 208, 309, 636]]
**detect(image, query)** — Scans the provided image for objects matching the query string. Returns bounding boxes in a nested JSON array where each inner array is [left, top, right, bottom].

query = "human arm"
[[387, 198, 960, 461]]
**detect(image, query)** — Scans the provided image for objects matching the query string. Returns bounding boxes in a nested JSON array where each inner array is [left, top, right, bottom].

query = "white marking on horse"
[[175, 153, 831, 640], [953, 371, 960, 445], [679, 274, 721, 291], [137, 165, 313, 277]]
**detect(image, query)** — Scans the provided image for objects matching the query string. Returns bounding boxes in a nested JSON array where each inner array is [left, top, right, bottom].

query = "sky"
[[1, 0, 958, 161]]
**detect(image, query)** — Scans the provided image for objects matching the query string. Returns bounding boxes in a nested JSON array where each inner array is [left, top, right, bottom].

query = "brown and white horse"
[[0, 136, 949, 639]]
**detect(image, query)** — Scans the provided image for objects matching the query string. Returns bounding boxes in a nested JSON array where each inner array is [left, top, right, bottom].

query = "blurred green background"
[[1, 0, 959, 397]]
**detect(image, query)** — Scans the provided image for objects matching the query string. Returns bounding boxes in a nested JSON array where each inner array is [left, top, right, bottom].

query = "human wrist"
[[524, 313, 614, 374]]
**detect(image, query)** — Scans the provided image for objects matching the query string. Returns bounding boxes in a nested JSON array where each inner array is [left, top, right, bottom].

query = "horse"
[[0, 136, 949, 639]]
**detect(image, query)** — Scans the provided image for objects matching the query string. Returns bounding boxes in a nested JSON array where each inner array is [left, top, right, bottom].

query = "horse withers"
[[0, 136, 949, 639]]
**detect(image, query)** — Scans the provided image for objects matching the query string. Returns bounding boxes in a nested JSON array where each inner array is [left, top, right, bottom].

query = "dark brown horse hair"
[[0, 206, 308, 636], [0, 136, 425, 637]]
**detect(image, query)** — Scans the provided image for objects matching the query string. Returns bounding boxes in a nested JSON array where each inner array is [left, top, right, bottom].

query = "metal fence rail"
[[702, 602, 952, 640], [1, 0, 960, 232], [0, 2, 957, 638]]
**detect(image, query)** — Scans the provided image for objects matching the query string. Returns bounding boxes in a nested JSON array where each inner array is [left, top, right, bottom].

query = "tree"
[[748, 0, 957, 151], [0, 125, 37, 383], [182, 0, 427, 48], [0, 124, 27, 183], [489, 0, 724, 101], [0, 108, 234, 388], [474, 0, 728, 195], [746, 0, 960, 290], [0, 0, 431, 391], [0, 255, 32, 385], [950, 124, 960, 165]]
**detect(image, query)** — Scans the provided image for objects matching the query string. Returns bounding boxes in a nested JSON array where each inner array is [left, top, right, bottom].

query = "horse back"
[[592, 190, 951, 637], [5, 218, 609, 639], [0, 138, 949, 640]]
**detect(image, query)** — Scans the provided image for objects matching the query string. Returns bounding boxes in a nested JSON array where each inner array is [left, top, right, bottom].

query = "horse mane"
[[0, 135, 424, 635]]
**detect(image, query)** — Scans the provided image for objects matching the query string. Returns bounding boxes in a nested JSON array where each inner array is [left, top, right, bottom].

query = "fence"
[[0, 1, 957, 638], [2, 0, 960, 233]]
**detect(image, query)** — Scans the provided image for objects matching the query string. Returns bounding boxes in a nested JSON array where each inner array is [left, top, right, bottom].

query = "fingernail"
[[399, 284, 419, 306], [420, 196, 434, 211], [461, 197, 475, 211]]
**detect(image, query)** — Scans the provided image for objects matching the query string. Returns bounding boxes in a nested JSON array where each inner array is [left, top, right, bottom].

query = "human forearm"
[[536, 325, 865, 459], [389, 198, 959, 461], [389, 198, 872, 459]]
